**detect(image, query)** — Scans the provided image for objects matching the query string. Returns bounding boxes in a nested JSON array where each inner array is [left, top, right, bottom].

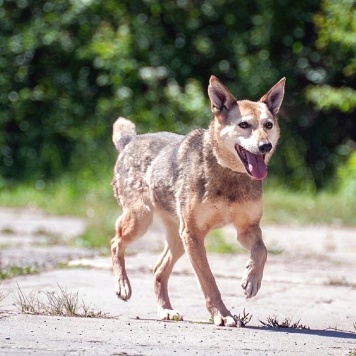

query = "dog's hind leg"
[[111, 206, 152, 301], [153, 219, 185, 320]]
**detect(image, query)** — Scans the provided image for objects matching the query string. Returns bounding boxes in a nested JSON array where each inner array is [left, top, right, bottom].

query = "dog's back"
[[112, 117, 183, 209]]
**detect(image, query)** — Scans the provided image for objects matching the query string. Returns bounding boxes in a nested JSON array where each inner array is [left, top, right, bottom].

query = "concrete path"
[[0, 208, 355, 355]]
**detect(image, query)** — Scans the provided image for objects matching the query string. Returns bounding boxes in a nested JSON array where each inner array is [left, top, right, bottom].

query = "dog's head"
[[208, 76, 285, 180]]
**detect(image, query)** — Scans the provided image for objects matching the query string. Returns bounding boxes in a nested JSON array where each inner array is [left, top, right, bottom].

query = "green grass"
[[0, 265, 40, 280], [0, 171, 118, 250], [263, 183, 356, 226], [0, 172, 355, 250], [206, 230, 246, 254]]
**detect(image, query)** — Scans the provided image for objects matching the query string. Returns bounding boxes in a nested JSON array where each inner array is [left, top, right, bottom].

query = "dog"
[[111, 75, 285, 327]]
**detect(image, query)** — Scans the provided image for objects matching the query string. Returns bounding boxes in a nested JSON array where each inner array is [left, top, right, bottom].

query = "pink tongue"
[[245, 151, 267, 180]]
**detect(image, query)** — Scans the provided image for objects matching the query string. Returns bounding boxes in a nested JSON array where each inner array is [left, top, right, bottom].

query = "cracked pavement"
[[0, 208, 355, 355]]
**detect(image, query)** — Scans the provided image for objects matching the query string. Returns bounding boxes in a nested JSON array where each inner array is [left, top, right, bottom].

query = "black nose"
[[258, 143, 272, 154]]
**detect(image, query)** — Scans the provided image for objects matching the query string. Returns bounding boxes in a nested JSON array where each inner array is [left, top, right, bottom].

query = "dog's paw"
[[114, 276, 132, 301], [158, 308, 183, 321], [241, 261, 263, 299], [213, 314, 240, 327]]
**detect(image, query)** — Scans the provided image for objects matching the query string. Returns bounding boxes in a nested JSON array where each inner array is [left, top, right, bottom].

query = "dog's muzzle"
[[235, 144, 269, 180]]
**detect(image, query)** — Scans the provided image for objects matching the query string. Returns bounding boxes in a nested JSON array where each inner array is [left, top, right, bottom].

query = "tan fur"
[[111, 75, 286, 327]]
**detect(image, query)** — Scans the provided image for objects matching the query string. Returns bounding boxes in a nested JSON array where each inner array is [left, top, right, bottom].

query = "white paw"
[[213, 315, 240, 327], [241, 264, 263, 299], [114, 276, 131, 301], [158, 308, 183, 321]]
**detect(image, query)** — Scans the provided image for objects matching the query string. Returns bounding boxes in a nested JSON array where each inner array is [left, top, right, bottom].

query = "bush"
[[0, 0, 355, 190]]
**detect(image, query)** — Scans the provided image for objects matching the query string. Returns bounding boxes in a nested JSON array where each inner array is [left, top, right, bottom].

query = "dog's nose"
[[258, 143, 272, 154]]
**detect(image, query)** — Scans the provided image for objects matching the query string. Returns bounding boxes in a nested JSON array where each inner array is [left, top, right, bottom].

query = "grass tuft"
[[0, 227, 16, 235], [0, 282, 11, 305], [325, 276, 356, 288], [234, 308, 252, 327], [14, 283, 110, 318], [259, 315, 310, 329]]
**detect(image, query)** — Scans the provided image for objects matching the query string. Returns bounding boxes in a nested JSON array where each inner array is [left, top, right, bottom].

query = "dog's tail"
[[112, 117, 136, 152]]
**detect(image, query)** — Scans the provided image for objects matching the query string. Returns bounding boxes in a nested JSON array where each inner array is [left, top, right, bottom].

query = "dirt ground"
[[0, 207, 355, 355]]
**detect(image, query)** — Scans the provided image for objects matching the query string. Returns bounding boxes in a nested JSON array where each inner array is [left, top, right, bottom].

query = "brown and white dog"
[[111, 75, 285, 326]]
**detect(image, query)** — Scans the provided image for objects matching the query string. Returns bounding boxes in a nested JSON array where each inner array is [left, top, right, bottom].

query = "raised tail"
[[112, 117, 136, 152]]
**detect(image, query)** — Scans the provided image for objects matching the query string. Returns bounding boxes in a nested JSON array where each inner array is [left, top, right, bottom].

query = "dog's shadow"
[[248, 325, 356, 340], [132, 318, 356, 340]]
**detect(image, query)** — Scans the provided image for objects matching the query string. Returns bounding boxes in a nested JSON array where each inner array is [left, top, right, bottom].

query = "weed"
[[0, 282, 11, 305], [14, 283, 110, 318], [259, 316, 310, 329], [325, 276, 356, 288], [234, 308, 252, 327], [206, 309, 252, 327], [0, 227, 15, 235], [15, 284, 39, 314]]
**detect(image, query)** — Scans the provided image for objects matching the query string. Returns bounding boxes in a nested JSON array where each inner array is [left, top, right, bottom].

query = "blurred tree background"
[[1, 0, 355, 192]]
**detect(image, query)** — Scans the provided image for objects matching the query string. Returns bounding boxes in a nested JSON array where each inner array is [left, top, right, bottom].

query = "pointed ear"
[[208, 75, 236, 119], [260, 78, 286, 115]]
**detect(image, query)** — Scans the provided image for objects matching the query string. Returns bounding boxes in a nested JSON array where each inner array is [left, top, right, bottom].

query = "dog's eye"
[[238, 122, 250, 129], [264, 122, 273, 130]]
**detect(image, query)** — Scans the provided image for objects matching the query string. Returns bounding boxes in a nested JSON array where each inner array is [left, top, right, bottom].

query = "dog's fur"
[[111, 75, 285, 327]]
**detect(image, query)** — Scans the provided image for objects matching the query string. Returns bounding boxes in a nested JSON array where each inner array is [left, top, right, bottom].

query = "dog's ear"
[[208, 76, 236, 119], [260, 78, 286, 116]]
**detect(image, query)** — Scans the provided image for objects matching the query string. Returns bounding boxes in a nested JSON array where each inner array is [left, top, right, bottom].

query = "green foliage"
[[0, 0, 355, 190], [306, 85, 356, 113], [306, 0, 356, 113], [337, 151, 356, 195], [206, 230, 246, 254]]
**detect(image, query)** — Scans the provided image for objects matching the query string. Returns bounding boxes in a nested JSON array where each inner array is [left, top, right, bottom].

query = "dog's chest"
[[195, 196, 261, 233], [197, 201, 236, 229]]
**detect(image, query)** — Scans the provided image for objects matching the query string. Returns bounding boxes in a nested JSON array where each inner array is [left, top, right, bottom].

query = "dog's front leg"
[[180, 226, 238, 327], [236, 224, 267, 298]]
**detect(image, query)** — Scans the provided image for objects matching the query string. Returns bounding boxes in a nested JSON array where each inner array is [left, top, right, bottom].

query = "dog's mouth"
[[235, 145, 267, 180]]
